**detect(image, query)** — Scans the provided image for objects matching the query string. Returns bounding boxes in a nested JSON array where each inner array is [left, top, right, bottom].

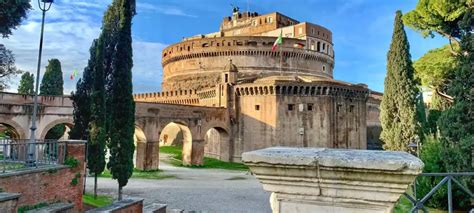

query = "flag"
[[70, 69, 78, 80], [272, 31, 283, 52]]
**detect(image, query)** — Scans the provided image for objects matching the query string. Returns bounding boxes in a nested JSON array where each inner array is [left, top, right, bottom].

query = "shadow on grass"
[[160, 145, 248, 171], [83, 193, 113, 208], [98, 168, 176, 180]]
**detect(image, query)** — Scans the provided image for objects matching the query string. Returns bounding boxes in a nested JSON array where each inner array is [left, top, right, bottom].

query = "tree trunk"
[[94, 173, 98, 199], [118, 185, 122, 201]]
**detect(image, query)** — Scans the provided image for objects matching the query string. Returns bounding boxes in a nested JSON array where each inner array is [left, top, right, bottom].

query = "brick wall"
[[0, 140, 86, 211]]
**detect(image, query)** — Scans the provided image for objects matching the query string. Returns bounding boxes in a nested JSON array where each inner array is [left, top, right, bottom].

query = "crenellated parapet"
[[133, 90, 200, 106], [235, 82, 369, 100]]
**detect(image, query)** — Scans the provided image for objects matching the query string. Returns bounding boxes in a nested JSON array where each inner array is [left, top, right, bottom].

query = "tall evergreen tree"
[[380, 11, 420, 152], [40, 59, 64, 95], [104, 0, 135, 200], [17, 72, 34, 95], [89, 37, 107, 199], [40, 59, 65, 139]]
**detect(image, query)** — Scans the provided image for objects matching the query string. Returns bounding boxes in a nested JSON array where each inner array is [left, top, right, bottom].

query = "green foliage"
[[403, 0, 471, 40], [18, 202, 48, 213], [426, 109, 442, 136], [69, 43, 95, 140], [70, 172, 81, 186], [430, 91, 451, 111], [83, 193, 113, 207], [106, 0, 136, 193], [88, 37, 107, 180], [64, 156, 79, 168], [17, 72, 34, 95], [0, 0, 31, 38], [380, 11, 420, 152], [160, 146, 249, 171], [413, 45, 457, 94], [0, 44, 21, 90], [45, 124, 66, 139], [40, 59, 64, 96], [99, 168, 176, 180]]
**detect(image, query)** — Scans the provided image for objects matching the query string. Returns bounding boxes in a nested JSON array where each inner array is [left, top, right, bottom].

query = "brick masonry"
[[0, 140, 86, 212]]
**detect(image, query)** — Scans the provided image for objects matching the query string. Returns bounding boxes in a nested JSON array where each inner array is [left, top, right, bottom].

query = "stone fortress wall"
[[134, 9, 382, 162]]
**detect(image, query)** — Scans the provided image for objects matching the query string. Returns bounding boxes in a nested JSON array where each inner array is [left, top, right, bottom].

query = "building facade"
[[134, 10, 381, 162]]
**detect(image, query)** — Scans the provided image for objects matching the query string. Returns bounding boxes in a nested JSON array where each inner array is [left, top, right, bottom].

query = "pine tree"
[[17, 72, 34, 95], [380, 11, 420, 152], [105, 0, 136, 200], [40, 59, 64, 95]]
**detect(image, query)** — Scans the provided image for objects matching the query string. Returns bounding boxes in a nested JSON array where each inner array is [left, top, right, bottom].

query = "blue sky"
[[1, 0, 448, 94]]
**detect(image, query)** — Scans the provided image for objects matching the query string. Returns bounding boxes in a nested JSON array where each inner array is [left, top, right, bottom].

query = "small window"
[[322, 65, 326, 72], [288, 104, 295, 111], [323, 43, 326, 50], [308, 104, 313, 111], [349, 105, 355, 112], [255, 105, 260, 111], [252, 20, 257, 26], [225, 74, 228, 83], [337, 104, 342, 112], [268, 17, 273, 23]]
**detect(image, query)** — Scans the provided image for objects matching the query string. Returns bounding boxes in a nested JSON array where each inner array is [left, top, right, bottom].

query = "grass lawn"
[[83, 193, 113, 208], [160, 145, 248, 171], [98, 168, 176, 180]]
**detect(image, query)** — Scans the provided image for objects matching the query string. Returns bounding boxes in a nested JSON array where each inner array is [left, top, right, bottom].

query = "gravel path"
[[85, 154, 271, 212]]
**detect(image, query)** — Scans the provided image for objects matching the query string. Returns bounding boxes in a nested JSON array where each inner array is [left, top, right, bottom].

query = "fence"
[[0, 139, 67, 173], [403, 172, 474, 213]]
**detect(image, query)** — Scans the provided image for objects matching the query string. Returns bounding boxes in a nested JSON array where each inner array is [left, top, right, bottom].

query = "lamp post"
[[27, 0, 54, 166]]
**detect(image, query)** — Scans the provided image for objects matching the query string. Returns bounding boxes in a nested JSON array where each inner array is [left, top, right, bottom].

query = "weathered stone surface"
[[0, 192, 20, 213], [86, 197, 144, 213], [243, 147, 423, 213]]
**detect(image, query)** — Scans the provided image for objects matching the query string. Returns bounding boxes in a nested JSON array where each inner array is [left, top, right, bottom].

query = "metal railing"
[[0, 139, 67, 173], [403, 172, 474, 213]]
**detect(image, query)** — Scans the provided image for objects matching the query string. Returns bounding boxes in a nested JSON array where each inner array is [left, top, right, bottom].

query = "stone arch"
[[0, 119, 27, 139], [39, 118, 74, 140], [204, 126, 231, 161]]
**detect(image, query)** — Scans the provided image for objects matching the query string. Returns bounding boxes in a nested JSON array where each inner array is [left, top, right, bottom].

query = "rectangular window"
[[288, 104, 295, 111], [307, 104, 313, 111], [255, 105, 260, 111], [225, 74, 228, 83], [349, 105, 355, 112]]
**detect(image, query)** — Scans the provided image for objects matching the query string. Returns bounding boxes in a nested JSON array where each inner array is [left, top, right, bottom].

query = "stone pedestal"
[[242, 147, 423, 213]]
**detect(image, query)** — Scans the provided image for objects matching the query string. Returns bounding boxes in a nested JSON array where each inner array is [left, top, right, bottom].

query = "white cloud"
[[1, 1, 165, 94], [136, 2, 197, 18]]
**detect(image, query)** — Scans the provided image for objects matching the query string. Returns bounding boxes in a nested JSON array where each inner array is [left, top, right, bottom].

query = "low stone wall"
[[0, 140, 86, 212], [243, 147, 423, 213]]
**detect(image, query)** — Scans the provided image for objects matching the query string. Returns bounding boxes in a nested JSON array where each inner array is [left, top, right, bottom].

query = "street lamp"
[[27, 0, 54, 166]]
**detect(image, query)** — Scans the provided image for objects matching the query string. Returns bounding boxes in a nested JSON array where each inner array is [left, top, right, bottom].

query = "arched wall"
[[204, 127, 231, 161], [0, 118, 27, 139], [38, 118, 74, 140]]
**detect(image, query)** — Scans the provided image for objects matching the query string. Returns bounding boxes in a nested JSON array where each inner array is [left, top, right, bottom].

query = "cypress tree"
[[380, 11, 419, 152], [40, 59, 65, 139], [105, 0, 135, 200], [17, 72, 34, 95], [40, 59, 63, 95]]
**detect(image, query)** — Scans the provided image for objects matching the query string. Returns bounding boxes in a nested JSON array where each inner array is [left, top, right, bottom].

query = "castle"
[[134, 9, 382, 162]]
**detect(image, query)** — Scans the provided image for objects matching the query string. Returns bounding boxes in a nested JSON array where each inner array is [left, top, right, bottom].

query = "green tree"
[[0, 0, 31, 37], [40, 59, 64, 96], [17, 72, 34, 95], [69, 59, 93, 140], [380, 11, 420, 152], [40, 59, 65, 139], [403, 0, 472, 49], [0, 44, 21, 91], [436, 9, 473, 209], [89, 37, 107, 199], [104, 0, 136, 200]]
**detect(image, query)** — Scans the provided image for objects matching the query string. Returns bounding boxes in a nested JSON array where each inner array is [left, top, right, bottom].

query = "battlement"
[[133, 90, 200, 106]]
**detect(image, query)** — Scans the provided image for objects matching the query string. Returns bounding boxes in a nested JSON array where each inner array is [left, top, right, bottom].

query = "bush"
[[416, 137, 473, 210]]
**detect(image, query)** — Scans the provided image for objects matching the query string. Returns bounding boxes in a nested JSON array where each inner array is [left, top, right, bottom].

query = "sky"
[[1, 0, 448, 94]]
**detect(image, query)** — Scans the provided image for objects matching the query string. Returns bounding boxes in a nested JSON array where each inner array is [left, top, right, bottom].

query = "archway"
[[159, 122, 191, 147], [159, 122, 193, 165], [133, 126, 147, 168], [204, 127, 231, 161], [39, 119, 74, 140], [0, 123, 22, 139]]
